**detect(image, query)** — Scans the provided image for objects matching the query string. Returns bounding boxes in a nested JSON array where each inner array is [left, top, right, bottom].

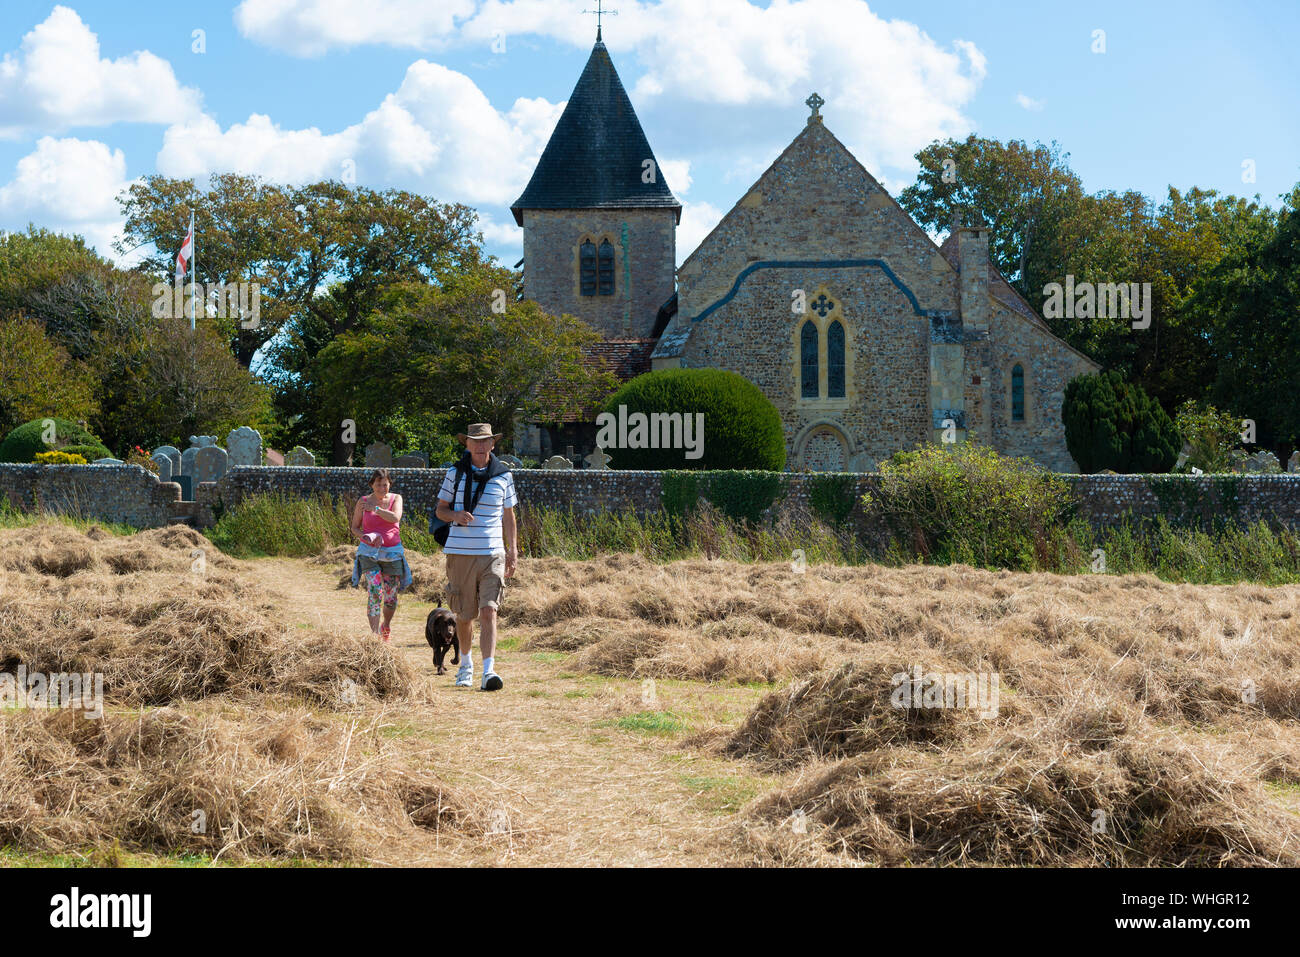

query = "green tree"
[[1190, 185, 1300, 454], [1173, 400, 1247, 473], [314, 269, 614, 457], [1063, 371, 1180, 473], [117, 174, 485, 368], [0, 315, 98, 436]]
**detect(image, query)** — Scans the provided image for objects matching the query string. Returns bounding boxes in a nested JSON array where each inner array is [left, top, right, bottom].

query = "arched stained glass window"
[[1011, 364, 1025, 421], [579, 241, 597, 296], [598, 240, 615, 295], [801, 320, 819, 398], [827, 320, 845, 398]]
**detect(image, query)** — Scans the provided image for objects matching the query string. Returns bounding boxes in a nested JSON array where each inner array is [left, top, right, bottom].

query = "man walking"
[[434, 423, 518, 691]]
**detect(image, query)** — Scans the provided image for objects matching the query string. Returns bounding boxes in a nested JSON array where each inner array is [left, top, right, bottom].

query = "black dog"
[[425, 608, 460, 675]]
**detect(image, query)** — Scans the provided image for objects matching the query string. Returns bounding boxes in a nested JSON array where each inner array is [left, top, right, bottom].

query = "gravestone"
[[498, 454, 523, 470], [151, 452, 174, 481], [1289, 451, 1300, 474], [226, 426, 263, 467], [194, 445, 229, 484], [181, 435, 217, 476], [1243, 450, 1281, 474], [94, 457, 123, 465], [397, 450, 429, 467], [365, 442, 393, 468], [542, 455, 573, 470], [154, 445, 181, 474], [285, 446, 315, 467], [584, 447, 613, 470], [265, 448, 285, 467], [393, 455, 425, 469]]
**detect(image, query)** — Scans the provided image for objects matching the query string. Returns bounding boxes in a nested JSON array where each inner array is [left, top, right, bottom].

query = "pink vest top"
[[362, 494, 401, 547]]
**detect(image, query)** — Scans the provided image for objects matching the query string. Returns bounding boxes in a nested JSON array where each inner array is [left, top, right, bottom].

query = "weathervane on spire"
[[806, 92, 825, 123], [583, 0, 618, 41]]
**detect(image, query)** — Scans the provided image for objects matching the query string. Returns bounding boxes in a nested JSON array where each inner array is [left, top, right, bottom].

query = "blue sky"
[[1, 0, 1296, 268]]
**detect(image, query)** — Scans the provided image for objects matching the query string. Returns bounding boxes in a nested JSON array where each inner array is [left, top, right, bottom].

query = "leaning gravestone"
[[1289, 451, 1300, 474], [181, 435, 217, 476], [365, 442, 393, 468], [194, 445, 229, 484], [226, 427, 263, 467], [285, 446, 315, 467], [498, 454, 523, 470], [151, 452, 174, 482], [154, 445, 181, 474], [397, 450, 429, 467], [542, 455, 573, 470], [393, 455, 425, 469], [265, 448, 285, 467]]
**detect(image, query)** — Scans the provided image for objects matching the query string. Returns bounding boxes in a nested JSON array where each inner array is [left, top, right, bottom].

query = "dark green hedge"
[[601, 368, 786, 470], [1063, 371, 1180, 474], [0, 418, 111, 463], [661, 470, 786, 524]]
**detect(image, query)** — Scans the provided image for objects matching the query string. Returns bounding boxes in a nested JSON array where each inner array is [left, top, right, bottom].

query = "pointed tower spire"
[[510, 38, 680, 226]]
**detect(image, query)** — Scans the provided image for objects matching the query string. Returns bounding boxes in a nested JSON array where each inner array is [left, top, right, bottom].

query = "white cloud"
[[235, 0, 477, 56], [676, 200, 723, 265], [0, 136, 137, 259], [0, 5, 201, 138], [659, 158, 691, 195], [158, 61, 563, 209], [229, 0, 985, 179], [1016, 92, 1045, 112], [472, 0, 986, 172]]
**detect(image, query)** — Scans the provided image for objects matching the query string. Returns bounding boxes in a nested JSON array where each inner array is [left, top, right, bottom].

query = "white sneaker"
[[481, 669, 503, 692], [455, 660, 473, 688]]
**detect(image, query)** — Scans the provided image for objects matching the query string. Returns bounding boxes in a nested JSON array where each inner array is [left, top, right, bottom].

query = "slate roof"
[[511, 41, 682, 226], [540, 338, 657, 423]]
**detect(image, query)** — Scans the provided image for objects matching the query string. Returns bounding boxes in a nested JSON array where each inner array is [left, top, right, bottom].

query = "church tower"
[[511, 34, 680, 340]]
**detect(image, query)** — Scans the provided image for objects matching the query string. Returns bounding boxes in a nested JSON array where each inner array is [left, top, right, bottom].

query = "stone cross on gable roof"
[[806, 92, 825, 123]]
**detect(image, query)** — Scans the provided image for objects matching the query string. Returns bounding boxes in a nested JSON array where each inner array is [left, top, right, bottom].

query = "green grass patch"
[[598, 710, 688, 736], [679, 774, 764, 814]]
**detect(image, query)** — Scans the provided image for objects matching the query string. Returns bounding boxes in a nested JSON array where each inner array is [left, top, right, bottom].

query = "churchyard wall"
[[4, 464, 1300, 534]]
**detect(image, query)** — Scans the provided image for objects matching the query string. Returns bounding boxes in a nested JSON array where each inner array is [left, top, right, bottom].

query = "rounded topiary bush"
[[1063, 371, 1180, 474], [0, 418, 112, 464], [598, 368, 786, 470]]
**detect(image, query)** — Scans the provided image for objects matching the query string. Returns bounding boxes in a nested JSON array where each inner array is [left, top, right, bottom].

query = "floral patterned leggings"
[[366, 570, 400, 618]]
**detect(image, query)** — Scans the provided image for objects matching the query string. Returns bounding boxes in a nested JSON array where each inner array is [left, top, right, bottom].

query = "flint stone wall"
[[5, 464, 1300, 533]]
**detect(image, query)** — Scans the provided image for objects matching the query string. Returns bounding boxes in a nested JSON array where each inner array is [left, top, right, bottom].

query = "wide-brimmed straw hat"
[[456, 422, 503, 444]]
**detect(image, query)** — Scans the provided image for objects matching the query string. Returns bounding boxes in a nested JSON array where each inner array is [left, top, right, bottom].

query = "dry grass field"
[[2, 520, 1298, 866]]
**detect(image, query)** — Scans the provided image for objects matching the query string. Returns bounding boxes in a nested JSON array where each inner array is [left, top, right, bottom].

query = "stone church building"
[[511, 35, 1098, 471]]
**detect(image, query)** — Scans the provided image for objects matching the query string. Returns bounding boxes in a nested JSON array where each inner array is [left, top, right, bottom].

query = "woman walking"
[[350, 469, 411, 642]]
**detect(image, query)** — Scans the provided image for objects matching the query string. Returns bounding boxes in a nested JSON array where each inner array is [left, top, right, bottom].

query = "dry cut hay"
[[739, 720, 1300, 867], [0, 705, 515, 862], [0, 523, 414, 707], [493, 553, 1300, 717]]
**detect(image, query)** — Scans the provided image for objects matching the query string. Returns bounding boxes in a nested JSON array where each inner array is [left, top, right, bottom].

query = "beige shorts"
[[445, 553, 506, 622]]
